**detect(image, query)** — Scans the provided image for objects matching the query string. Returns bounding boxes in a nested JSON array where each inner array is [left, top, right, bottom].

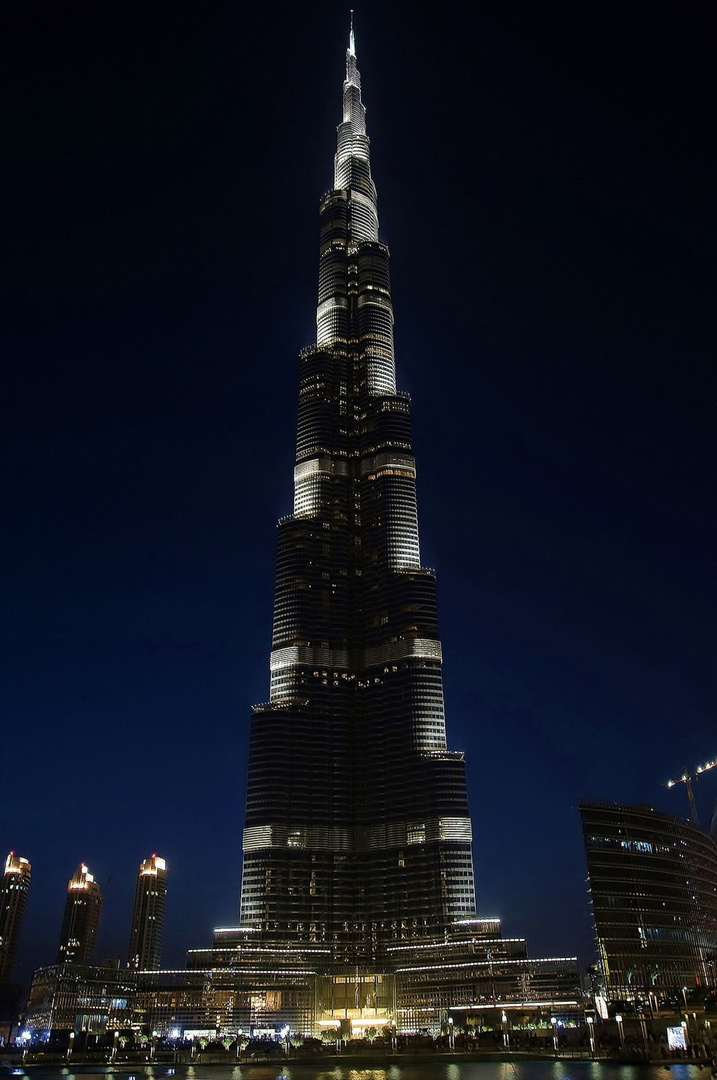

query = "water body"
[[3, 1063, 703, 1080]]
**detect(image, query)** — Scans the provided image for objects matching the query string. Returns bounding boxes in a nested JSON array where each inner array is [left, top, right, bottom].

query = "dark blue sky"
[[2, 0, 715, 985]]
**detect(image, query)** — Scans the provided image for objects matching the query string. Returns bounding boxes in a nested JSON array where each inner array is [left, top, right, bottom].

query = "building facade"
[[0, 853, 31, 984], [27, 920, 581, 1041], [239, 13, 476, 971], [57, 864, 102, 965], [128, 855, 167, 971], [580, 801, 717, 999], [25, 962, 318, 1041]]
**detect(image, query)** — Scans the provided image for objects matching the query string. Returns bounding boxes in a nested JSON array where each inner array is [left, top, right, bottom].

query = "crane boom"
[[666, 757, 717, 825]]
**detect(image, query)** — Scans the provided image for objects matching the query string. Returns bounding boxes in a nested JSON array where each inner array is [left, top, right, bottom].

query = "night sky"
[[2, 1, 715, 987]]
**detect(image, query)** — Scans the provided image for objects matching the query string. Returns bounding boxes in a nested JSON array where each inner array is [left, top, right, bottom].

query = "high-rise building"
[[580, 801, 717, 999], [23, 26, 582, 1040], [128, 854, 167, 970], [57, 863, 102, 965], [0, 853, 31, 983], [238, 16, 476, 967]]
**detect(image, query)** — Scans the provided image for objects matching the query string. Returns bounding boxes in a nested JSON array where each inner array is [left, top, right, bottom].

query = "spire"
[[348, 10, 356, 58], [332, 18, 377, 239], [345, 11, 360, 90]]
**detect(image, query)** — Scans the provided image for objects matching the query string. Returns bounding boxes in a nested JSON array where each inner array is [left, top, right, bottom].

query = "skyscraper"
[[128, 854, 167, 970], [57, 863, 102, 965], [24, 26, 582, 1042], [239, 19, 477, 965], [0, 853, 31, 983]]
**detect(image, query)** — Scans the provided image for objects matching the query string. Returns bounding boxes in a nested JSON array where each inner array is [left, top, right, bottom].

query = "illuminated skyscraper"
[[23, 28, 583, 1038], [57, 863, 102, 965], [239, 20, 477, 964], [128, 854, 167, 970], [0, 853, 31, 983]]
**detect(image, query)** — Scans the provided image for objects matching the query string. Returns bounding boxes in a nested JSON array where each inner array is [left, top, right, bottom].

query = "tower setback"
[[238, 21, 476, 964]]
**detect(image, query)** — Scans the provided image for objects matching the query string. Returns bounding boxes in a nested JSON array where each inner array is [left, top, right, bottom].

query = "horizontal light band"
[[357, 292, 393, 312], [294, 456, 348, 481], [270, 646, 349, 672], [269, 638, 441, 674], [242, 816, 471, 853], [316, 297, 348, 319], [360, 451, 415, 478], [363, 638, 441, 667]]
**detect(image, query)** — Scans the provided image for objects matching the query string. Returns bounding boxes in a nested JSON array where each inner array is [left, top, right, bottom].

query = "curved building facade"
[[580, 801, 717, 997]]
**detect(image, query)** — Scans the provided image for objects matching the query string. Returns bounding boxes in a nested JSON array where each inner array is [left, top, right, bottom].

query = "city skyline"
[[3, 2, 714, 986]]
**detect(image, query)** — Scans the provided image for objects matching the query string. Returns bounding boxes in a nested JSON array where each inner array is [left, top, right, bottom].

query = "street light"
[[586, 1015, 595, 1056], [615, 1014, 624, 1049], [551, 1016, 559, 1053]]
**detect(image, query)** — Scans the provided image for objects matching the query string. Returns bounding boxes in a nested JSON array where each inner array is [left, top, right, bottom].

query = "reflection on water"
[[4, 1064, 704, 1080]]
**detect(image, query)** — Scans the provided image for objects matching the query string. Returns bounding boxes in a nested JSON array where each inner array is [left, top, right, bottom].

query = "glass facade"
[[128, 855, 167, 971], [580, 801, 717, 997], [239, 22, 476, 965], [25, 963, 318, 1039]]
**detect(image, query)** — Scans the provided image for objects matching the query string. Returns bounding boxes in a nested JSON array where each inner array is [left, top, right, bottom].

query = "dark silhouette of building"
[[238, 13, 476, 969], [128, 855, 166, 970], [0, 853, 31, 984], [57, 863, 102, 965], [580, 801, 717, 1000]]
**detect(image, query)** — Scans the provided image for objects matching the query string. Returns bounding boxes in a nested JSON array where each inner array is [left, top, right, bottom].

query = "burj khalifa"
[[238, 19, 477, 965]]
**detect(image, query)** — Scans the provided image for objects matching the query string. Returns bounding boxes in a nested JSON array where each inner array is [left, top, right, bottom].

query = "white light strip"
[[270, 646, 349, 672], [243, 815, 471, 853], [269, 639, 442, 674], [396, 957, 579, 974], [360, 451, 415, 478], [363, 638, 441, 667]]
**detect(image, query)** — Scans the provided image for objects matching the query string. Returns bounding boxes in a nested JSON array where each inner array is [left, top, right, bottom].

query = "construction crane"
[[665, 757, 717, 825]]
